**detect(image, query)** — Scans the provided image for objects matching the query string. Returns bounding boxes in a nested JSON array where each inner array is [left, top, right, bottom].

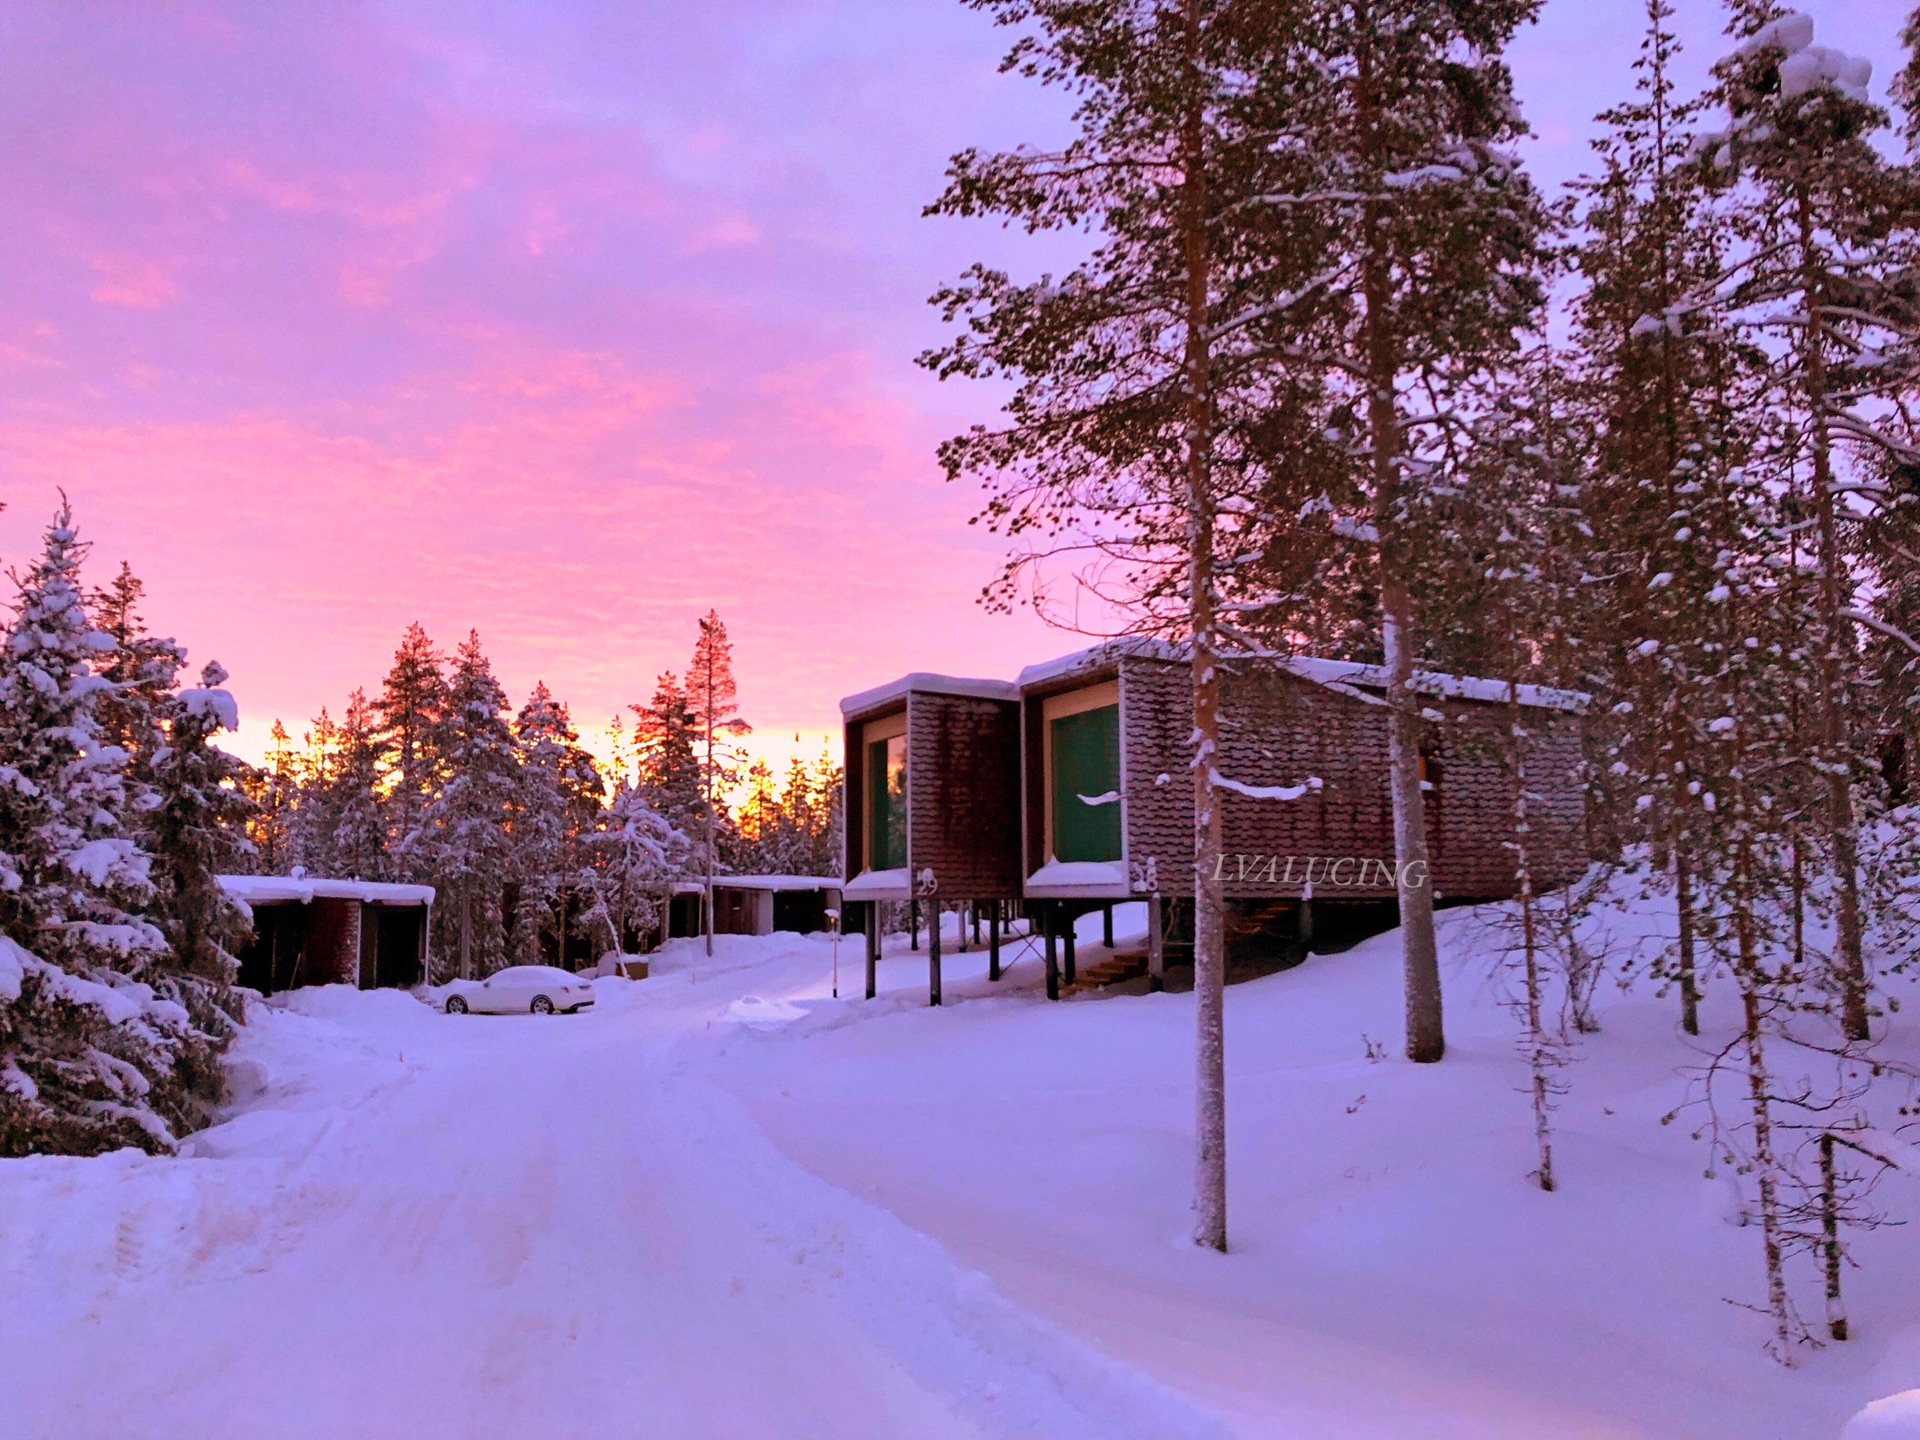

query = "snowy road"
[[0, 940, 1222, 1440]]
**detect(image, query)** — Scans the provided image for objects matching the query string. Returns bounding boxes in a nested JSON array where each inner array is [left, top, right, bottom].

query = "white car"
[[437, 966, 596, 1016]]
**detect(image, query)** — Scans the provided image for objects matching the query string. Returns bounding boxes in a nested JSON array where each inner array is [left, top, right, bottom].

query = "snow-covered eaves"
[[1025, 860, 1130, 899], [217, 875, 436, 906], [839, 673, 1020, 718], [712, 875, 844, 893], [1278, 657, 1588, 713], [843, 867, 911, 901], [1014, 638, 1185, 690]]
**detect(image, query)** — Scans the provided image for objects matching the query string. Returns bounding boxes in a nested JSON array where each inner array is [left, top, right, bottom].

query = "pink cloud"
[[88, 254, 180, 309]]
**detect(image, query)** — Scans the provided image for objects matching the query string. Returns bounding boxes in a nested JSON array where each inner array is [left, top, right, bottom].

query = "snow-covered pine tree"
[[1565, 0, 1751, 1036], [243, 719, 300, 873], [686, 611, 750, 957], [88, 561, 184, 763], [580, 780, 689, 955], [416, 633, 520, 979], [923, 0, 1343, 1250], [510, 681, 603, 966], [1232, 0, 1550, 1064], [318, 689, 388, 881], [1693, 4, 1917, 1041], [374, 623, 447, 878], [630, 670, 706, 873], [0, 504, 224, 1155], [145, 662, 254, 988]]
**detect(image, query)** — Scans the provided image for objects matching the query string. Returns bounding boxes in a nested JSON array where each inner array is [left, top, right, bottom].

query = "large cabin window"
[[1045, 682, 1121, 863], [864, 720, 907, 871]]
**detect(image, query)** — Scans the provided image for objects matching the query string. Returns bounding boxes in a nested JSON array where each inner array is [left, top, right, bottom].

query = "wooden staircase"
[[1062, 949, 1150, 996]]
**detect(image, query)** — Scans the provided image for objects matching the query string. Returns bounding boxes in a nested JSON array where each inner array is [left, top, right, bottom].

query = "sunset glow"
[[0, 0, 1898, 772]]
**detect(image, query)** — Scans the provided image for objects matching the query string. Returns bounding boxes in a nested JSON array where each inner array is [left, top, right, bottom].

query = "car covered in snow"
[[433, 966, 596, 1016]]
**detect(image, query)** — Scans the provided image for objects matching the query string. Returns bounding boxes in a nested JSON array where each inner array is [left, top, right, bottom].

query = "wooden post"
[[929, 901, 943, 1006], [973, 903, 982, 946], [910, 898, 920, 951], [1298, 893, 1314, 951], [1102, 903, 1114, 949], [1062, 908, 1077, 986], [1148, 892, 1165, 993], [957, 900, 968, 953], [1822, 1133, 1847, 1341], [864, 903, 878, 1000], [1043, 906, 1059, 1001], [989, 904, 1001, 981]]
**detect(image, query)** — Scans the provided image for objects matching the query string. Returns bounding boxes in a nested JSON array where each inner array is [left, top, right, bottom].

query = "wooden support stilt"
[[864, 903, 878, 1000], [989, 904, 1001, 981], [957, 900, 968, 953], [1297, 894, 1314, 952], [1043, 907, 1059, 1000], [910, 898, 920, 951], [1062, 908, 1076, 986], [1102, 903, 1113, 949], [928, 901, 943, 1007], [1148, 891, 1165, 993]]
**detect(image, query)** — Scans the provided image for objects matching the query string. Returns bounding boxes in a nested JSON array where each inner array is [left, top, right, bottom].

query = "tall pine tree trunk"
[[1798, 190, 1869, 1041], [1180, 2, 1227, 1254], [1357, 22, 1442, 1064]]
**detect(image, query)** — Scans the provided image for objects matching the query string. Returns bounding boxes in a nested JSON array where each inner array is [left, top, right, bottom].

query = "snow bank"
[[1846, 1393, 1920, 1440]]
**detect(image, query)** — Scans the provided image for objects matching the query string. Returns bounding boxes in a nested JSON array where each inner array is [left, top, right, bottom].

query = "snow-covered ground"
[[2, 899, 1916, 1438]]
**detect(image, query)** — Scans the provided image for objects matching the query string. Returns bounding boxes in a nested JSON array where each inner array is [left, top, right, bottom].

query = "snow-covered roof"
[[843, 867, 911, 901], [839, 673, 1020, 718], [711, 874, 844, 893], [1014, 638, 1184, 690], [1025, 859, 1130, 899], [1011, 640, 1586, 713], [217, 875, 436, 906], [1278, 657, 1587, 713]]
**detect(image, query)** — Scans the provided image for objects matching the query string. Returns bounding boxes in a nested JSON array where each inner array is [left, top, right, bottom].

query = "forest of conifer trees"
[[926, 0, 1920, 1356], [245, 615, 843, 980]]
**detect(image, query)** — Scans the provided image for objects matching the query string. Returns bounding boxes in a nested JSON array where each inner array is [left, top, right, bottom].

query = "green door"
[[867, 735, 906, 870], [1051, 705, 1121, 862]]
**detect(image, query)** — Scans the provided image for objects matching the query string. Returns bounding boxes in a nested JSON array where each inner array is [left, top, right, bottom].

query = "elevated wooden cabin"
[[1017, 640, 1586, 911], [839, 673, 1024, 1002]]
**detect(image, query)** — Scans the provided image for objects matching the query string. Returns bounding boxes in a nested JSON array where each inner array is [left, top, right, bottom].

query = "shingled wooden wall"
[[904, 692, 1023, 900], [1114, 656, 1585, 903]]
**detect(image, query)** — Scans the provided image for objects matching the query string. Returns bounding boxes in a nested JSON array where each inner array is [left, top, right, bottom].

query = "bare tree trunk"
[[459, 883, 472, 981], [1179, 0, 1227, 1254], [1357, 18, 1441, 1063], [1734, 846, 1797, 1361], [1797, 188, 1868, 1042], [1510, 690, 1554, 1192], [1674, 838, 1701, 1036]]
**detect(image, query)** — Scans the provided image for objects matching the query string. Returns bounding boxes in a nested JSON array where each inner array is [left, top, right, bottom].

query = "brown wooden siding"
[[905, 692, 1023, 899], [1114, 656, 1585, 902]]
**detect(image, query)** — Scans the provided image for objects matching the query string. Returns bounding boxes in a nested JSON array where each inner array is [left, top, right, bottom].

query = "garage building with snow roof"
[[220, 875, 434, 996]]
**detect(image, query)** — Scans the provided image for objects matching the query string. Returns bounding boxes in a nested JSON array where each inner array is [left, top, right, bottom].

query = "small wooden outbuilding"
[[666, 876, 846, 938], [221, 875, 435, 996], [839, 672, 1025, 1003]]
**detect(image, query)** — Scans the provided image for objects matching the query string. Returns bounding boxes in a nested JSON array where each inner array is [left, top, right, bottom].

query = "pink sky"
[[0, 0, 1905, 773]]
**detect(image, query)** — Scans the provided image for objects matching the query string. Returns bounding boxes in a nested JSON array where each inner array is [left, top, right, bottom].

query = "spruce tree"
[[686, 611, 750, 956], [510, 681, 603, 965], [0, 505, 223, 1155], [374, 623, 446, 876], [417, 633, 520, 978]]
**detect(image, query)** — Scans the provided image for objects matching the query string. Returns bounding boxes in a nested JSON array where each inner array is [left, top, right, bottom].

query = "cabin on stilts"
[[838, 673, 1024, 1004], [1014, 640, 1587, 997], [221, 875, 435, 995], [841, 641, 1588, 1007]]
